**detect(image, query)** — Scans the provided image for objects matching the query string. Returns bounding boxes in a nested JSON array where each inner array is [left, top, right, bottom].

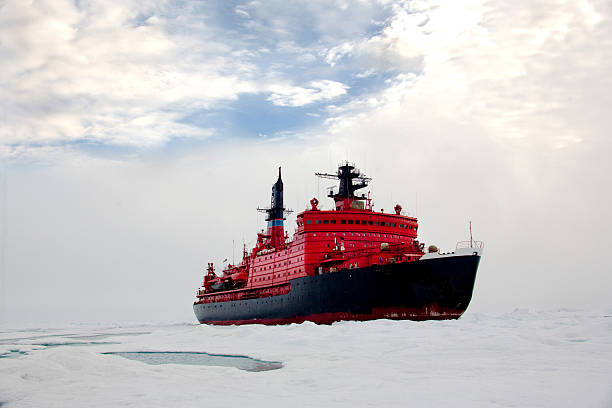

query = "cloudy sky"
[[1, 0, 611, 324]]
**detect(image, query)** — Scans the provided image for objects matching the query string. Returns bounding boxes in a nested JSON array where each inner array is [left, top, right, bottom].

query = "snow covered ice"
[[1, 310, 611, 407]]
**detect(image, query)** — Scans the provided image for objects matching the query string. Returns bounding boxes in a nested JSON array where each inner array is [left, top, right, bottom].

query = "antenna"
[[315, 162, 371, 200], [469, 221, 473, 248]]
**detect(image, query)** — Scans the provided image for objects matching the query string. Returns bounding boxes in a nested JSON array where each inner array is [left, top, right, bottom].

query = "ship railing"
[[456, 240, 484, 249], [325, 242, 411, 260]]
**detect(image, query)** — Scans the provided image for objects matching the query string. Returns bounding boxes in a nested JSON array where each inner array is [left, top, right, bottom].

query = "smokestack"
[[266, 167, 284, 248]]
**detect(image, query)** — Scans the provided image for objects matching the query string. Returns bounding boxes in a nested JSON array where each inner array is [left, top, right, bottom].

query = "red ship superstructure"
[[194, 162, 482, 325]]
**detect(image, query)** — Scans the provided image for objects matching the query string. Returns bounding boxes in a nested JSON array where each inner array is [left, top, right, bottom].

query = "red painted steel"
[[194, 164, 432, 322], [195, 207, 425, 301]]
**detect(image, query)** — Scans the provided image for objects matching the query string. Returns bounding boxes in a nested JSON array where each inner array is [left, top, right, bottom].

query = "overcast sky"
[[1, 0, 611, 324]]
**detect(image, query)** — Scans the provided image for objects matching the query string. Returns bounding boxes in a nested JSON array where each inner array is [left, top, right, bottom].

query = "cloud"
[[0, 0, 398, 159], [323, 0, 612, 153], [267, 80, 349, 107], [0, 0, 257, 154]]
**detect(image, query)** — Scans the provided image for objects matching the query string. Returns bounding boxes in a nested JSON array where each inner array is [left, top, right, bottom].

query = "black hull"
[[193, 254, 480, 325]]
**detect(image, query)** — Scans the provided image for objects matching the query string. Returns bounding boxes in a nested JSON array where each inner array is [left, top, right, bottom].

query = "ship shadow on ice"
[[103, 351, 283, 372]]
